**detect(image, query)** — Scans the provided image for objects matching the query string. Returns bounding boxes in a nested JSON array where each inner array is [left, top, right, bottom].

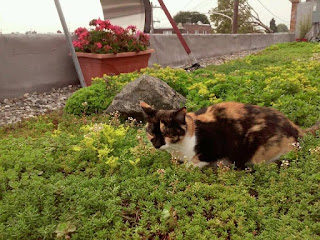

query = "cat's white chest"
[[160, 135, 196, 162]]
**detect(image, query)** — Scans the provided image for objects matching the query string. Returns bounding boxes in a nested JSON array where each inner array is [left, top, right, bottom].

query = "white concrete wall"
[[0, 33, 294, 100], [0, 34, 79, 100], [150, 33, 295, 67], [296, 2, 317, 38]]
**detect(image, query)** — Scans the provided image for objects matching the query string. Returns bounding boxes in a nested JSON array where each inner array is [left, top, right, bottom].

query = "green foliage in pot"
[[298, 15, 312, 39]]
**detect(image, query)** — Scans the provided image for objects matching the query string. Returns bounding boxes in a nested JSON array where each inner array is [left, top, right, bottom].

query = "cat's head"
[[140, 101, 187, 149]]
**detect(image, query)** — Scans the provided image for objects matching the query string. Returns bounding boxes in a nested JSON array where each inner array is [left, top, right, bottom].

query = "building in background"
[[154, 22, 212, 34], [291, 0, 320, 38]]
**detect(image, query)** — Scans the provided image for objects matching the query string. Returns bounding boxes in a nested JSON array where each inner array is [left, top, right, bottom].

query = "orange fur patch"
[[196, 108, 216, 122], [251, 136, 295, 164], [215, 102, 247, 120], [186, 113, 196, 136], [140, 101, 152, 109]]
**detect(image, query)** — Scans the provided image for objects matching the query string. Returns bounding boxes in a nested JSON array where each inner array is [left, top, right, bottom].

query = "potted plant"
[[296, 15, 312, 42], [73, 19, 154, 86]]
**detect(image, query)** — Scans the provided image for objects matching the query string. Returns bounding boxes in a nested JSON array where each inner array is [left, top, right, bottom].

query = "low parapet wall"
[[149, 33, 295, 67], [0, 33, 294, 100], [0, 34, 79, 100]]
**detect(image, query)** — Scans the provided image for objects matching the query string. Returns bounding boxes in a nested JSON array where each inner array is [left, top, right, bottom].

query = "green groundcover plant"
[[1, 42, 320, 239]]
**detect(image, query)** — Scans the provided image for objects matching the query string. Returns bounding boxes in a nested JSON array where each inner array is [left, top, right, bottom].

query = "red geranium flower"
[[72, 19, 150, 54]]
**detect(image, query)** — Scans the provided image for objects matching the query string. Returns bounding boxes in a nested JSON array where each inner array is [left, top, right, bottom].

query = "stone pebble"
[[0, 85, 80, 126], [186, 50, 261, 68]]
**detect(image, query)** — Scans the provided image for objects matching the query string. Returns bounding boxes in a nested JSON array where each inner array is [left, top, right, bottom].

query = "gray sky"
[[0, 0, 300, 33], [0, 0, 104, 33], [151, 0, 292, 28]]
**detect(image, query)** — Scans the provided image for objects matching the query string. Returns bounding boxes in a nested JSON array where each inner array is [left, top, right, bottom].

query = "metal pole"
[[232, 0, 239, 34], [54, 0, 86, 87], [151, 3, 161, 34], [157, 0, 198, 64], [151, 2, 154, 33]]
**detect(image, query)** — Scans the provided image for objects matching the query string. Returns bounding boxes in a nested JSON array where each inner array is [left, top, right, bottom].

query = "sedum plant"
[[73, 123, 127, 169]]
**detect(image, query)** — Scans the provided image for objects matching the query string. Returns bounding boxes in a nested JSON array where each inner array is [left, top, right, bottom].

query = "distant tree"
[[210, 0, 258, 33], [270, 18, 278, 33], [240, 2, 273, 33], [57, 30, 62, 33], [173, 11, 210, 24], [277, 24, 289, 32], [25, 30, 37, 34]]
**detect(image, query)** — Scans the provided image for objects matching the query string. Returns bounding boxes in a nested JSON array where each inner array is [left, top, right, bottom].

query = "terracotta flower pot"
[[296, 38, 308, 42], [76, 49, 154, 86]]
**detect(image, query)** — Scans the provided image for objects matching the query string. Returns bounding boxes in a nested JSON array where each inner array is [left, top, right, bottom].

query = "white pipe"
[[54, 0, 86, 88]]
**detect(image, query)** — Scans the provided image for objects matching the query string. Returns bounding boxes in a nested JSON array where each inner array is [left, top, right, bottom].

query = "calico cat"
[[140, 101, 319, 169]]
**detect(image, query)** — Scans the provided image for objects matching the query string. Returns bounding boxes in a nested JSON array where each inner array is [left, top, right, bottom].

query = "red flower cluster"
[[72, 19, 150, 54]]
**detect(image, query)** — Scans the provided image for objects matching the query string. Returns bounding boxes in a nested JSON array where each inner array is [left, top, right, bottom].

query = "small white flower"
[[291, 142, 301, 149]]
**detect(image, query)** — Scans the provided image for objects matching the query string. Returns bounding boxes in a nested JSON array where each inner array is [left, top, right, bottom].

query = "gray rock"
[[106, 75, 186, 121]]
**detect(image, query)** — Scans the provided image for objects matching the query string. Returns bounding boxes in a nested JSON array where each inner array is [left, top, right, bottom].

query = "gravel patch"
[[195, 50, 261, 68], [0, 85, 80, 126], [0, 50, 260, 126]]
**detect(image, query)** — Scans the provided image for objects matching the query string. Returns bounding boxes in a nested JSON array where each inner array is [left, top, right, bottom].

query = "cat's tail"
[[304, 122, 320, 136]]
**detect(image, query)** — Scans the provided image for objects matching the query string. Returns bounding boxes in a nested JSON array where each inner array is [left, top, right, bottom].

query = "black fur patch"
[[194, 104, 300, 169], [147, 121, 165, 149]]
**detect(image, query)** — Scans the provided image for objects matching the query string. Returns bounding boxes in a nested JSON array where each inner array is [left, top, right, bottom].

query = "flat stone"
[[35, 99, 46, 105]]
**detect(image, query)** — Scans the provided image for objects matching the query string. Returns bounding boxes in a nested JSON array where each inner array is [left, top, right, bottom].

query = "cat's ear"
[[140, 101, 156, 118], [174, 107, 187, 124]]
